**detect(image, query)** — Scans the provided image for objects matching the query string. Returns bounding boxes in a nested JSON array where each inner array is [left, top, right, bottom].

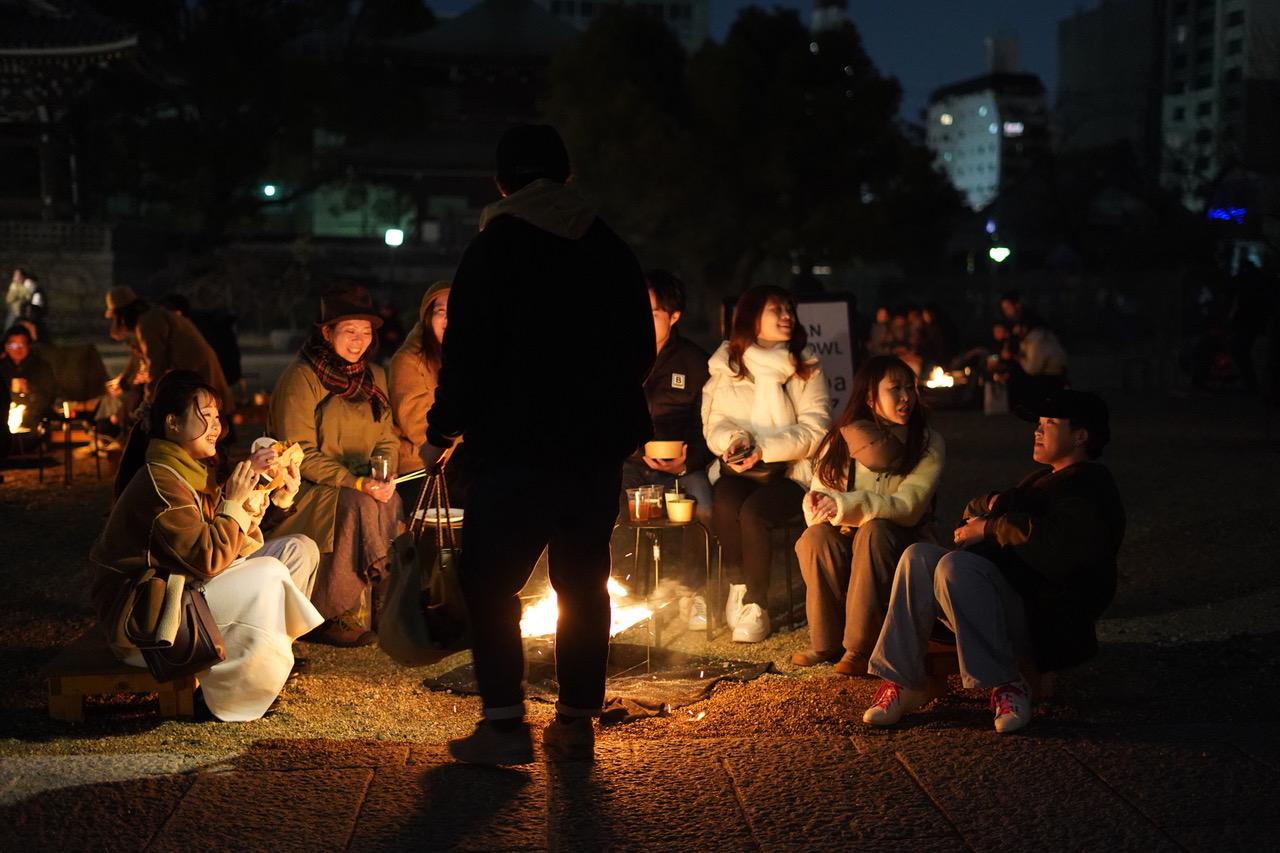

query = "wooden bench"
[[45, 630, 196, 723]]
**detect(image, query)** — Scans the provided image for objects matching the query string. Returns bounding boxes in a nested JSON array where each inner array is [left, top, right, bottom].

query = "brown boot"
[[790, 649, 842, 667], [301, 619, 376, 647], [833, 651, 872, 678]]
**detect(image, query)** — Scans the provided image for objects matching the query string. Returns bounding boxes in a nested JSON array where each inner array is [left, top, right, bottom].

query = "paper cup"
[[666, 498, 694, 523]]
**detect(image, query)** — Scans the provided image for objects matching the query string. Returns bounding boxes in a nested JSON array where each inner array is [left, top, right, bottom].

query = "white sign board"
[[796, 300, 854, 418]]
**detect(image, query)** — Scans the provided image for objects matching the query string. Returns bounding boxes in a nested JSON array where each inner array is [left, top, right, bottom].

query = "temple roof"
[[0, 0, 137, 61], [385, 0, 578, 60]]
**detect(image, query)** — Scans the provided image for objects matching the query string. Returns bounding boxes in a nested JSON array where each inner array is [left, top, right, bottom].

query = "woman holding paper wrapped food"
[[389, 280, 469, 510], [702, 285, 831, 643], [792, 355, 945, 675], [269, 285, 401, 647], [90, 370, 323, 722]]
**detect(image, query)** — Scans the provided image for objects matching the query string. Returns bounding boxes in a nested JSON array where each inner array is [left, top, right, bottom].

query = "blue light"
[[1207, 206, 1247, 224], [985, 219, 997, 235]]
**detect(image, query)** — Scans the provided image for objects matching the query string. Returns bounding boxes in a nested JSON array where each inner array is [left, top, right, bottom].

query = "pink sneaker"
[[990, 677, 1031, 733], [862, 680, 926, 726]]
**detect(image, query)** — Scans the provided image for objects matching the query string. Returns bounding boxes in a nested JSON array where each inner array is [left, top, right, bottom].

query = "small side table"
[[611, 517, 717, 643]]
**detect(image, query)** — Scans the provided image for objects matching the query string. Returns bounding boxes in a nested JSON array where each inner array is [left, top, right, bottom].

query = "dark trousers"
[[711, 473, 805, 606], [795, 520, 920, 655], [459, 459, 622, 718]]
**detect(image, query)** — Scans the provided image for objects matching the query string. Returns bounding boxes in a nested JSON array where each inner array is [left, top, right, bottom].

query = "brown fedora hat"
[[317, 285, 383, 329]]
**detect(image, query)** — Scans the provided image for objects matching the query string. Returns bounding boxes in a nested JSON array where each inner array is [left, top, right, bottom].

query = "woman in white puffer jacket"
[[702, 286, 831, 642]]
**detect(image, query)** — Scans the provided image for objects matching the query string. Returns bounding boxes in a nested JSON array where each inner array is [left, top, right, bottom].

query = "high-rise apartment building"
[[538, 0, 710, 53], [925, 71, 1051, 211], [1160, 0, 1280, 209], [1056, 0, 1165, 169]]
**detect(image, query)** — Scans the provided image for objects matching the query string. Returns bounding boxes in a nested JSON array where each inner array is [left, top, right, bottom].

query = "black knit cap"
[[495, 124, 570, 192]]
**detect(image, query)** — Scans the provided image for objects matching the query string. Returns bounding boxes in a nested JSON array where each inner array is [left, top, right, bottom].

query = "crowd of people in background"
[[1, 124, 1139, 757]]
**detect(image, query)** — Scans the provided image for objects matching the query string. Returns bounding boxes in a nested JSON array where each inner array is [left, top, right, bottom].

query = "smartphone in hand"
[[724, 444, 756, 464]]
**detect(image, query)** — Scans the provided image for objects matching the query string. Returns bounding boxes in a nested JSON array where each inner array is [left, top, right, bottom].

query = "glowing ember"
[[7, 403, 27, 433], [519, 576, 653, 638], [924, 366, 954, 389]]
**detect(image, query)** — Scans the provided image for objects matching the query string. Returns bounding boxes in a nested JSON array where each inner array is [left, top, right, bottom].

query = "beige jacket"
[[803, 430, 946, 529], [268, 358, 398, 552], [89, 440, 262, 653], [122, 307, 235, 412], [388, 293, 440, 475]]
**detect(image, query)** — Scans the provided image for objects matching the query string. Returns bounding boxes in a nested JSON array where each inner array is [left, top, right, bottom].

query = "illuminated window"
[[1002, 121, 1024, 137], [940, 113, 954, 125], [978, 105, 988, 117], [988, 122, 998, 134]]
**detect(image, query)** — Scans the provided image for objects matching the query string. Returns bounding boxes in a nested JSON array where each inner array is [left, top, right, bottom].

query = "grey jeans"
[[795, 519, 919, 655], [250, 534, 320, 599], [868, 543, 1029, 690]]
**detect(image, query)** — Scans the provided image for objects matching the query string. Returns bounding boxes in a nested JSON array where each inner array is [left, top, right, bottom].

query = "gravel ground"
[[1, 391, 1278, 759]]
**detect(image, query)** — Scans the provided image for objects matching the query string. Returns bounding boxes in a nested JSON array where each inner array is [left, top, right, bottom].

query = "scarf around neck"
[[301, 337, 388, 421], [145, 438, 210, 495]]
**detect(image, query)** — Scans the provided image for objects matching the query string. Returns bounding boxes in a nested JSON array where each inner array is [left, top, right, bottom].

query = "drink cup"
[[370, 451, 392, 483], [666, 497, 694, 523]]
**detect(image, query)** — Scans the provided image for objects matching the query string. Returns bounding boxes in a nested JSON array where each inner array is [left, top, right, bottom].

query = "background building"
[[1056, 0, 1166, 170], [538, 0, 709, 53], [1159, 0, 1280, 210], [925, 43, 1050, 211]]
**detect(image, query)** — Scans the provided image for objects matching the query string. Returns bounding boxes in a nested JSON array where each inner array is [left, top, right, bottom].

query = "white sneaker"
[[731, 603, 770, 642], [724, 583, 747, 629], [990, 677, 1032, 734], [862, 680, 927, 726], [687, 594, 708, 631]]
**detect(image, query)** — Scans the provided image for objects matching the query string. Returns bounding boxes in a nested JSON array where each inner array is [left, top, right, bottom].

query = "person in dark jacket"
[[860, 389, 1124, 734], [419, 124, 655, 766], [620, 269, 713, 623], [1, 324, 56, 432]]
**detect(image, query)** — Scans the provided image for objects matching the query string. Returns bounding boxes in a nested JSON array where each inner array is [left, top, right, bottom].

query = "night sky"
[[431, 0, 1100, 121]]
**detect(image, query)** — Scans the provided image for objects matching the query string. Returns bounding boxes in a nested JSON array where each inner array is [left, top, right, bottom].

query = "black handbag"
[[721, 460, 789, 485], [378, 466, 470, 666], [123, 571, 226, 684]]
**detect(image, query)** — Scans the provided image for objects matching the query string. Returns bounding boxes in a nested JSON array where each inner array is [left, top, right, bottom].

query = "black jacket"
[[967, 461, 1126, 672], [427, 182, 655, 462], [628, 329, 712, 473]]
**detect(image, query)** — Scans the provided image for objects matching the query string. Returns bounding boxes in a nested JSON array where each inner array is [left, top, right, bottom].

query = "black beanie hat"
[[495, 124, 570, 192]]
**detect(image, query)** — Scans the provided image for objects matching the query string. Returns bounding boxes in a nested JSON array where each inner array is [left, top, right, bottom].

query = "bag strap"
[[430, 471, 458, 550]]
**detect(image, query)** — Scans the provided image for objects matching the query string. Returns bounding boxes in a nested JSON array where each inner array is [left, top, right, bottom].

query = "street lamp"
[[262, 184, 278, 199], [988, 246, 1011, 264], [384, 228, 404, 247]]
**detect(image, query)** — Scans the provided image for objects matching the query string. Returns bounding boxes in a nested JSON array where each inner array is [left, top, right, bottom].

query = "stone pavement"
[[4, 719, 1279, 851]]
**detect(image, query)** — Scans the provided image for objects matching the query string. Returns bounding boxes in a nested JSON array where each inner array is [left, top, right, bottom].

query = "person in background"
[[620, 269, 713, 627], [159, 293, 244, 394], [919, 304, 957, 370], [703, 285, 830, 643], [5, 268, 43, 334], [793, 356, 945, 673], [866, 306, 894, 357], [389, 281, 468, 510], [862, 390, 1123, 734], [91, 370, 323, 722], [103, 286, 235, 421], [418, 124, 655, 765], [1, 324, 55, 433], [269, 285, 401, 647]]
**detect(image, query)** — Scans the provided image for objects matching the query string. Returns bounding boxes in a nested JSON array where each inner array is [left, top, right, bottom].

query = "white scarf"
[[740, 344, 799, 430]]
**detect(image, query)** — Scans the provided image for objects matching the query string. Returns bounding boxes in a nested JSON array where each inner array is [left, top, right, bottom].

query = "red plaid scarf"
[[300, 337, 389, 421]]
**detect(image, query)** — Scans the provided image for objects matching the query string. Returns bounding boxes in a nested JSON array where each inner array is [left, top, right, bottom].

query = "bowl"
[[415, 507, 464, 527], [644, 440, 684, 460]]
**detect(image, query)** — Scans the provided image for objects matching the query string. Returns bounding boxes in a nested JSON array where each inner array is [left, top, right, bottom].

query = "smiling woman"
[[268, 285, 402, 647]]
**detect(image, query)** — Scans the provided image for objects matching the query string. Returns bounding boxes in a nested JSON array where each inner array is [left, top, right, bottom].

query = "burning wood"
[[7, 403, 27, 433], [519, 576, 653, 638], [924, 366, 955, 388]]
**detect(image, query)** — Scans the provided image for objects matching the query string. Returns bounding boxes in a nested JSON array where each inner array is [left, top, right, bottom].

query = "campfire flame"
[[924, 366, 954, 389], [519, 576, 653, 638], [7, 403, 26, 433]]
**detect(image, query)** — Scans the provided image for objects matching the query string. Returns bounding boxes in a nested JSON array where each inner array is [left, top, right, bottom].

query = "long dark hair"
[[113, 370, 221, 498], [813, 356, 930, 489], [726, 285, 813, 381], [414, 292, 446, 374]]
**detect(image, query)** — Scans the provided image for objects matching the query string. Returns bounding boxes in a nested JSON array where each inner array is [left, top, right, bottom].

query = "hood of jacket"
[[478, 179, 597, 240]]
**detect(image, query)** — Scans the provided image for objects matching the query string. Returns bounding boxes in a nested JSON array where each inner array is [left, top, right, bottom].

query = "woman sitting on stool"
[[793, 355, 945, 675]]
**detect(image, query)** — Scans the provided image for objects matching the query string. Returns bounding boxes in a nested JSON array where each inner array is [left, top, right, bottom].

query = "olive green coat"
[[267, 359, 398, 552]]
